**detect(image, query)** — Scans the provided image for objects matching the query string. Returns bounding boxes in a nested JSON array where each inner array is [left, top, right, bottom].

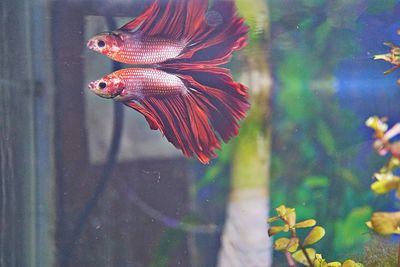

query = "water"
[[1, 0, 400, 266]]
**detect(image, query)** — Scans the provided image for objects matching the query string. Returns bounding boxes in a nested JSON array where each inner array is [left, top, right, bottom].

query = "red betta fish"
[[88, 67, 249, 164], [86, 0, 248, 66]]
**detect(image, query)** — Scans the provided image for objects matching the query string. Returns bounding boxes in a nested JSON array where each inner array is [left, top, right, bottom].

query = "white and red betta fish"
[[87, 0, 249, 164]]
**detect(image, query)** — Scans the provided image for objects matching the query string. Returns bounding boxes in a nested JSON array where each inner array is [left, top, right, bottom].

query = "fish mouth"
[[87, 80, 115, 99], [88, 81, 97, 91], [86, 38, 96, 50]]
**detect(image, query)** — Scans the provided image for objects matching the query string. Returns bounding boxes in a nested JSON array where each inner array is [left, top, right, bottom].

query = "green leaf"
[[274, 237, 290, 251], [313, 253, 327, 267], [287, 238, 299, 253], [303, 176, 329, 188], [303, 226, 325, 246], [314, 20, 333, 50], [235, 0, 268, 42], [342, 260, 364, 267], [268, 225, 288, 236], [327, 262, 342, 267], [292, 248, 316, 266], [334, 206, 372, 251], [371, 178, 399, 195], [316, 121, 336, 156], [294, 219, 316, 229], [273, 237, 299, 252], [369, 211, 400, 236], [267, 216, 280, 223]]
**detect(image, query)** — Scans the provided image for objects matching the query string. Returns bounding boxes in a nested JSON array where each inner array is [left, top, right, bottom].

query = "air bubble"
[[205, 10, 223, 27]]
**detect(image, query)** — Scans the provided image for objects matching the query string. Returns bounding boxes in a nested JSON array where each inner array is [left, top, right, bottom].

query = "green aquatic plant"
[[269, 0, 373, 259], [373, 30, 400, 85], [268, 205, 363, 267], [365, 116, 400, 236], [364, 115, 400, 266]]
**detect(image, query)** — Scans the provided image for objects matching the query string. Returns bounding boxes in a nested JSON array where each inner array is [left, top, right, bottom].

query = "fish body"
[[87, 31, 186, 65], [88, 68, 187, 100]]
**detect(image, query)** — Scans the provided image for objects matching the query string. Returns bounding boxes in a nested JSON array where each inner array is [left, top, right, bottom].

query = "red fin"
[[174, 67, 250, 142], [124, 101, 161, 130], [139, 95, 220, 164], [166, 0, 249, 65], [120, 0, 207, 40], [119, 0, 247, 65], [123, 67, 249, 164], [120, 1, 159, 32]]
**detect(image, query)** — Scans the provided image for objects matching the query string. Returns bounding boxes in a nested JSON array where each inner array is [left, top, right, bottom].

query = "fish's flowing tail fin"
[[173, 66, 250, 142], [168, 0, 249, 65], [119, 0, 248, 66], [124, 67, 249, 164]]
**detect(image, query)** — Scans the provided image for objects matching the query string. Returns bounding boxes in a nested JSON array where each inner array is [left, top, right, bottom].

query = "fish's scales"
[[115, 34, 186, 64], [116, 68, 187, 99]]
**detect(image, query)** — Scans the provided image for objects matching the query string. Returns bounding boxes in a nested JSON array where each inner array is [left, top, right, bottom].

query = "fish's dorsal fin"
[[120, 0, 209, 40], [163, 0, 249, 66], [116, 0, 248, 66], [119, 1, 159, 32]]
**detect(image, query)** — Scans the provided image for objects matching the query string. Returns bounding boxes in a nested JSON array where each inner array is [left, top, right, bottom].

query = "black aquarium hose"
[[61, 12, 221, 267], [61, 16, 124, 267]]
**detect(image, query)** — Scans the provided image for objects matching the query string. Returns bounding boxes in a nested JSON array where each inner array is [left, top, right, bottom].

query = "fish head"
[[87, 32, 122, 57], [88, 73, 125, 99]]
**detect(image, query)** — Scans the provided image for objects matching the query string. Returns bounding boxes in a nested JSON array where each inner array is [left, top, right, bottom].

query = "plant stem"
[[288, 227, 313, 267], [285, 251, 297, 267], [298, 242, 313, 267]]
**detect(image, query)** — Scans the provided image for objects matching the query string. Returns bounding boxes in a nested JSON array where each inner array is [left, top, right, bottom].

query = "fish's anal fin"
[[138, 94, 220, 164], [127, 66, 250, 164], [123, 101, 161, 131]]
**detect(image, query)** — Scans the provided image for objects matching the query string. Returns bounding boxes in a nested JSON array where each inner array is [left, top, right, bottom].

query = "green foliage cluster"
[[268, 0, 384, 260], [148, 1, 399, 266], [365, 116, 400, 236], [268, 205, 363, 267]]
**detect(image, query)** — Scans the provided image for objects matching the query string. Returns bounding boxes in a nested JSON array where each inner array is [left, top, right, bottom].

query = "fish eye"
[[98, 82, 107, 89], [97, 40, 106, 48]]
